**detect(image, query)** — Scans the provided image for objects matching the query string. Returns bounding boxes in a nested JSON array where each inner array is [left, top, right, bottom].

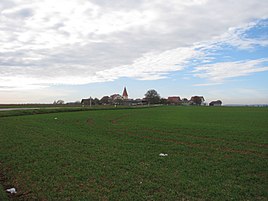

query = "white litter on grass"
[[54, 117, 58, 120], [6, 188, 17, 194], [159, 153, 168, 157]]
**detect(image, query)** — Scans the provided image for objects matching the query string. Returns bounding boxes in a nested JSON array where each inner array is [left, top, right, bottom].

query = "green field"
[[0, 106, 267, 200]]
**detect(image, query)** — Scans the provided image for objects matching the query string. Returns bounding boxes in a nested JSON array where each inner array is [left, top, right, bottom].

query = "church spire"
[[122, 87, 128, 100]]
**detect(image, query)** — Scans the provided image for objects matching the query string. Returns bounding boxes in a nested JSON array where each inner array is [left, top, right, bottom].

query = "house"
[[110, 94, 122, 101], [109, 94, 123, 105], [181, 98, 190, 106], [130, 98, 147, 106], [167, 96, 181, 105], [190, 96, 205, 105], [209, 100, 222, 106], [100, 96, 110, 105], [81, 98, 92, 106]]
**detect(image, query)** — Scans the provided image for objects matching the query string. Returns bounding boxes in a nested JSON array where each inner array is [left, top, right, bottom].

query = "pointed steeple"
[[122, 87, 128, 100]]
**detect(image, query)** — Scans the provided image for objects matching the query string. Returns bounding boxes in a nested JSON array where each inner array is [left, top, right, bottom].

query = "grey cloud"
[[0, 0, 268, 89], [16, 8, 34, 18], [51, 22, 65, 29], [2, 7, 34, 18], [0, 0, 15, 10], [89, 0, 144, 10]]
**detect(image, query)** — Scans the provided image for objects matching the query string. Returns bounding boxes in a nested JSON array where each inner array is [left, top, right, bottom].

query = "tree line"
[[55, 89, 208, 106]]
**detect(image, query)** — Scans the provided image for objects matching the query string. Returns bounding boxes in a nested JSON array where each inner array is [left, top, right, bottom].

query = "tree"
[[144, 89, 160, 105], [190, 96, 205, 106], [54, 100, 64, 104], [100, 96, 109, 105], [113, 98, 123, 105], [160, 98, 168, 105], [93, 98, 100, 105]]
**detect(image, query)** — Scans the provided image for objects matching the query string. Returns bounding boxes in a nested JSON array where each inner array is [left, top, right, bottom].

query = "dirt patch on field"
[[0, 170, 7, 190], [110, 114, 129, 125], [87, 118, 95, 125], [0, 163, 34, 200], [0, 166, 13, 200]]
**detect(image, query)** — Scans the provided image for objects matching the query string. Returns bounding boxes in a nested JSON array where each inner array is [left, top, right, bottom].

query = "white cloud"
[[193, 82, 223, 87], [193, 59, 268, 81], [96, 47, 199, 81], [0, 0, 268, 90], [210, 21, 268, 49]]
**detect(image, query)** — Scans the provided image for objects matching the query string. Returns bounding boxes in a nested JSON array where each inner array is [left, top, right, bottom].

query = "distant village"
[[77, 87, 222, 107]]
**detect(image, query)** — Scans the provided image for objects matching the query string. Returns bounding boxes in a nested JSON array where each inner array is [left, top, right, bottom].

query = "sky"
[[0, 0, 268, 104]]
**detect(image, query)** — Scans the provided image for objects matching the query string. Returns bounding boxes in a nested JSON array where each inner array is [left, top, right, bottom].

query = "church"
[[81, 87, 130, 106], [122, 87, 128, 100]]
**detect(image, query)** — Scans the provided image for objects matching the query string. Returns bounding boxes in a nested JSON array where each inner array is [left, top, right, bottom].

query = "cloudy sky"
[[0, 0, 268, 104]]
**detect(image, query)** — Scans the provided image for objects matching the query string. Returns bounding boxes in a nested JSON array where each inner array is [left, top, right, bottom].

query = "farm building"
[[81, 98, 92, 106], [190, 96, 205, 105], [110, 94, 123, 101], [167, 96, 181, 105], [209, 100, 222, 106]]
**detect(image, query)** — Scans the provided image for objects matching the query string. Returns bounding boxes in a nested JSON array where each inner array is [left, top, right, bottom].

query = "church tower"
[[122, 87, 128, 100]]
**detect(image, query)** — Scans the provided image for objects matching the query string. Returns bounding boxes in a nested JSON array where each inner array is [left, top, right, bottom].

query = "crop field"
[[0, 106, 267, 200]]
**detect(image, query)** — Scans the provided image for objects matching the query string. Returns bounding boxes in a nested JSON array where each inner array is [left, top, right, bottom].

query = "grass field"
[[0, 106, 267, 200]]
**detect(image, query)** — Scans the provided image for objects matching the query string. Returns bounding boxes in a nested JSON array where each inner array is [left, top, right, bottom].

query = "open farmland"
[[0, 106, 267, 200]]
